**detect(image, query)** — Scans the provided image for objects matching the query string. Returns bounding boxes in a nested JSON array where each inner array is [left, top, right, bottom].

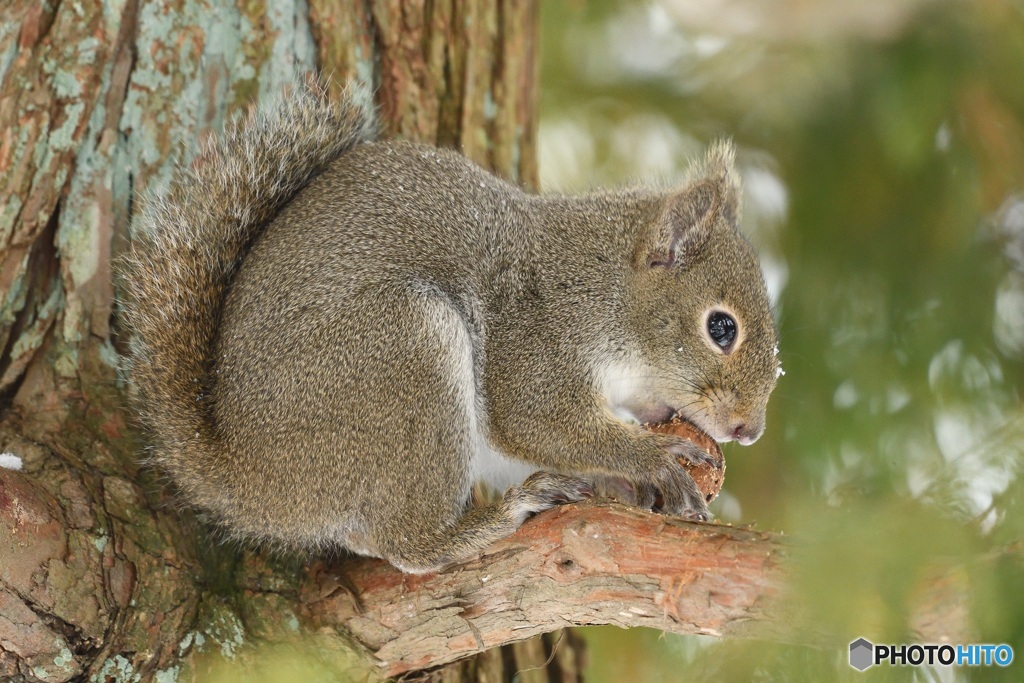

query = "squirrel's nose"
[[731, 422, 763, 445]]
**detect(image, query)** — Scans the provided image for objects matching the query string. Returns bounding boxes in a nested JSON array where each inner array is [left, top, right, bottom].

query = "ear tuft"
[[699, 138, 741, 226], [639, 140, 742, 270]]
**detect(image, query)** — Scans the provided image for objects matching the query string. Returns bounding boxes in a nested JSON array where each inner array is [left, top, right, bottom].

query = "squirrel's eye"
[[706, 311, 737, 349]]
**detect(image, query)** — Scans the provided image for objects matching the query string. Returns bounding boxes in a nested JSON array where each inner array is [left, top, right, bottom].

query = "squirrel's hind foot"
[[504, 472, 594, 524]]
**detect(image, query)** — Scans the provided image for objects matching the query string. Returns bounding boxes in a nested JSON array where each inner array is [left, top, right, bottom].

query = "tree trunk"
[[0, 1, 567, 680]]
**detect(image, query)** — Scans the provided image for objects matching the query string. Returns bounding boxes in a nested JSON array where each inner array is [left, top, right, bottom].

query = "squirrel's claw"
[[681, 508, 709, 523], [647, 459, 712, 521], [668, 439, 722, 470]]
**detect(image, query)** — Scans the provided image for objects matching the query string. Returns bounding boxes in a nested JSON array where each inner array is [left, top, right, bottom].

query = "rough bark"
[[307, 0, 538, 187], [302, 501, 992, 678], [303, 502, 792, 678]]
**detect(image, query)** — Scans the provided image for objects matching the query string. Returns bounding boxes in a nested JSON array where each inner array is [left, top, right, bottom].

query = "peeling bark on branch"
[[302, 501, 791, 678]]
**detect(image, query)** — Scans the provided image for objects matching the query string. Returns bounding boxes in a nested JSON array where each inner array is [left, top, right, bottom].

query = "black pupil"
[[707, 312, 737, 348]]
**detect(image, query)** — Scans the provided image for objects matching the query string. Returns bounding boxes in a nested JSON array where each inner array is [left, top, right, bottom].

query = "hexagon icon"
[[849, 638, 874, 671]]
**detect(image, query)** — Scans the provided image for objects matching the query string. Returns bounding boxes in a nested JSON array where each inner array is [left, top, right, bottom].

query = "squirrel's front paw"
[[646, 461, 711, 522], [661, 435, 722, 470]]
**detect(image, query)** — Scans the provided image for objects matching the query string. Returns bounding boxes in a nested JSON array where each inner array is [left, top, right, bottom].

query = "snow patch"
[[0, 452, 23, 470]]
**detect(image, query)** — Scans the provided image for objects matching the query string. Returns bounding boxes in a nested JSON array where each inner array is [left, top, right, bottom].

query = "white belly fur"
[[469, 437, 539, 494], [418, 287, 539, 496]]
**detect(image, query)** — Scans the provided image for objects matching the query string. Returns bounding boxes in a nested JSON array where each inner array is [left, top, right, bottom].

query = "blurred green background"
[[538, 0, 1024, 680]]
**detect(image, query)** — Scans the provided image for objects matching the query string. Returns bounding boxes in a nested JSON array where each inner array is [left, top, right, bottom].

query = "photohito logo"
[[849, 638, 1014, 671]]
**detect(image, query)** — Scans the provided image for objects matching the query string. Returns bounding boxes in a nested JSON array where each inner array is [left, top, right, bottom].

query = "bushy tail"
[[120, 81, 375, 487]]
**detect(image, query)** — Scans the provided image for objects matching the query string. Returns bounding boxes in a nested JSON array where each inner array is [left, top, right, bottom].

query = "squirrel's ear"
[[640, 140, 741, 269]]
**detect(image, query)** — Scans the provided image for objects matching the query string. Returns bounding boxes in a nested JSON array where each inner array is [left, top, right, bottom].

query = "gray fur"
[[120, 83, 778, 573]]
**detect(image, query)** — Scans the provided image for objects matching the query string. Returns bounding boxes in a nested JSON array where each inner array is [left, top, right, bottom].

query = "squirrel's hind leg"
[[380, 472, 593, 573], [356, 287, 592, 573]]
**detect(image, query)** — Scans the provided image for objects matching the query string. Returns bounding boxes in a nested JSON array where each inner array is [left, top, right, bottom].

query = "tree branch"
[[302, 500, 994, 678], [301, 501, 796, 678]]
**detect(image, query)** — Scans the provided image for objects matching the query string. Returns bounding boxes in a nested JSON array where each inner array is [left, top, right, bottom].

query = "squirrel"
[[120, 81, 780, 573]]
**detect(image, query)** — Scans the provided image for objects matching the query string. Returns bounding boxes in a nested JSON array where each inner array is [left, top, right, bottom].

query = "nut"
[[644, 415, 725, 503]]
